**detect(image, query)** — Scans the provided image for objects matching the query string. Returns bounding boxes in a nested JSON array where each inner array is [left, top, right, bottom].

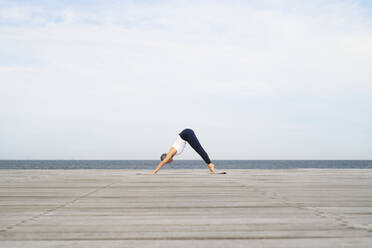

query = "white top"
[[172, 135, 186, 155]]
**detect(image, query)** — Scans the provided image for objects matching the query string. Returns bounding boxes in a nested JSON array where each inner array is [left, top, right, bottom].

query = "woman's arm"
[[152, 148, 177, 174]]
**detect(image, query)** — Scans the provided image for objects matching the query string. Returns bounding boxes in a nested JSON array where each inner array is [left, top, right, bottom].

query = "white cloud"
[[0, 0, 371, 159]]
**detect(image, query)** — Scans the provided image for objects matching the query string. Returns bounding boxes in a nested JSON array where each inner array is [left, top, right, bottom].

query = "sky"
[[0, 0, 371, 160]]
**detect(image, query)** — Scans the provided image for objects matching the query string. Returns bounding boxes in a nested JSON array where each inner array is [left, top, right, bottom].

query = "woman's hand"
[[151, 148, 177, 174]]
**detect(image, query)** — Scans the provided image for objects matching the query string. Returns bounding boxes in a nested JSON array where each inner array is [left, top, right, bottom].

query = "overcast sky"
[[1, 0, 371, 160]]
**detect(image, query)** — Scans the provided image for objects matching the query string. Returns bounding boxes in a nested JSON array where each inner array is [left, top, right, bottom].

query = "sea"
[[0, 160, 371, 170]]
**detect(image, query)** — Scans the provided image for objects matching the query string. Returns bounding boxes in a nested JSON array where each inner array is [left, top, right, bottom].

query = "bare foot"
[[207, 163, 215, 173]]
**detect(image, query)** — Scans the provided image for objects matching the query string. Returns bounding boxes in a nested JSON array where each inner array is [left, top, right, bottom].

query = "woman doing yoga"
[[152, 128, 215, 174]]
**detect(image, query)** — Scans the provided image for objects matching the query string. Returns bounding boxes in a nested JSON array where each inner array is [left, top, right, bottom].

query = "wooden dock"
[[1, 169, 372, 247]]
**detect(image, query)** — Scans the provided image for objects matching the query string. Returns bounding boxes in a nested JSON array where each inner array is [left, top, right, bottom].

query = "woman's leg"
[[179, 129, 211, 164]]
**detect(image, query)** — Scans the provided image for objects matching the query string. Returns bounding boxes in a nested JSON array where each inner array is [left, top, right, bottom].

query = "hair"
[[160, 153, 167, 161]]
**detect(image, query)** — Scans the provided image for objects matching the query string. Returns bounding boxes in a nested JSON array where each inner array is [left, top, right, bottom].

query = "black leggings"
[[179, 128, 211, 164]]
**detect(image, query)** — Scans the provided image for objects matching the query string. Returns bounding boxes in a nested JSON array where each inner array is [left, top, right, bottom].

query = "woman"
[[152, 128, 215, 174]]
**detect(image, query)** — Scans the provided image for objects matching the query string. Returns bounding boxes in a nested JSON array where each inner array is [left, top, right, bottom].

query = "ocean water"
[[0, 160, 371, 169]]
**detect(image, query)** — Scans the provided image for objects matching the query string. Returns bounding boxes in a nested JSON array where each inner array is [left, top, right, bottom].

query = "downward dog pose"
[[152, 128, 215, 174]]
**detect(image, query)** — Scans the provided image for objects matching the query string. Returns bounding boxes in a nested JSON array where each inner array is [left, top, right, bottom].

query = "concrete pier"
[[0, 169, 372, 247]]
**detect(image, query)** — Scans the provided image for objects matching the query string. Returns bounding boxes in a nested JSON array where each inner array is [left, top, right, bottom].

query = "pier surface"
[[0, 169, 372, 247]]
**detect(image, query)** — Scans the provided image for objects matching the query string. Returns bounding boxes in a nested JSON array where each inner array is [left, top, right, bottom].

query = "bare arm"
[[152, 148, 177, 174]]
